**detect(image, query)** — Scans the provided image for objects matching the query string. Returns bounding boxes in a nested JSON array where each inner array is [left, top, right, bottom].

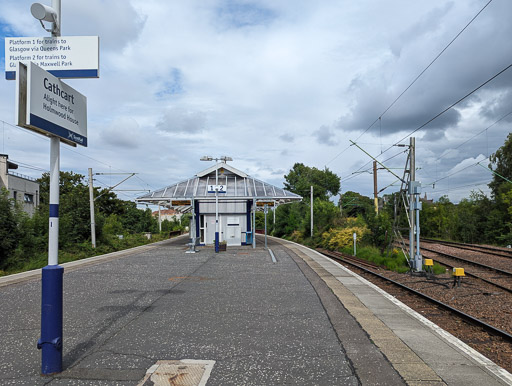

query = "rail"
[[421, 238, 512, 260], [317, 248, 512, 343]]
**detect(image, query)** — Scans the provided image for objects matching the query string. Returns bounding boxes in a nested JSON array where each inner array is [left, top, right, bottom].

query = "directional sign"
[[5, 36, 99, 80], [207, 185, 227, 193], [172, 200, 192, 206], [16, 62, 87, 147]]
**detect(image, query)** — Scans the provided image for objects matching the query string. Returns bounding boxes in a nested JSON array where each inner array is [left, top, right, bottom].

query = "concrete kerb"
[[268, 236, 512, 386], [0, 235, 188, 288]]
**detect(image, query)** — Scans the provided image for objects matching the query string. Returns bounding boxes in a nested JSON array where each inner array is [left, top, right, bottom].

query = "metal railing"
[[7, 171, 38, 182]]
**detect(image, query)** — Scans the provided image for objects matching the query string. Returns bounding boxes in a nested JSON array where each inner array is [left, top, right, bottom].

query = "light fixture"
[[31, 2, 59, 36]]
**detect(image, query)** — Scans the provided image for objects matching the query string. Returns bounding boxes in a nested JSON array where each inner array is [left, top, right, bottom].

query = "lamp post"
[[200, 156, 232, 253]]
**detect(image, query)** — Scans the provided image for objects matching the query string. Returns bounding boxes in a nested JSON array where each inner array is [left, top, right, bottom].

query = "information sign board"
[[172, 200, 192, 206], [5, 36, 99, 80], [207, 185, 227, 193], [16, 62, 87, 147], [256, 201, 275, 207]]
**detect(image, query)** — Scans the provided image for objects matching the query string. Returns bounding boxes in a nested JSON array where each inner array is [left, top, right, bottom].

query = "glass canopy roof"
[[136, 163, 302, 206]]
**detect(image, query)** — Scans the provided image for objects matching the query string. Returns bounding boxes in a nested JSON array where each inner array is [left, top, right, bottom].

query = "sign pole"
[[38, 0, 63, 375], [215, 165, 219, 253]]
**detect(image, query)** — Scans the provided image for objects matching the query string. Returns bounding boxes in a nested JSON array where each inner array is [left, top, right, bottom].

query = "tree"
[[274, 202, 308, 237], [37, 171, 92, 248], [0, 189, 21, 268], [284, 163, 340, 200], [488, 133, 512, 244], [340, 191, 374, 220], [489, 132, 512, 199]]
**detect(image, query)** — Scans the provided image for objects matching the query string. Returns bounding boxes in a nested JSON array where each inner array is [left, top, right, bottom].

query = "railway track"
[[418, 245, 512, 294], [316, 248, 512, 344], [422, 238, 512, 260]]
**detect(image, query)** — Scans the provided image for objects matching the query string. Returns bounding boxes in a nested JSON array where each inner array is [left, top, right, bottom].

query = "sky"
[[0, 0, 511, 207]]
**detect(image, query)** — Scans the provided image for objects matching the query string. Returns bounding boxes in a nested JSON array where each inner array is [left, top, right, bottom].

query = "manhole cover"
[[138, 359, 215, 386]]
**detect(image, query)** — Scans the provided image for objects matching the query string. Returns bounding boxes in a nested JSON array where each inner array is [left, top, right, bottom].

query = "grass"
[[336, 245, 446, 275], [339, 245, 410, 273]]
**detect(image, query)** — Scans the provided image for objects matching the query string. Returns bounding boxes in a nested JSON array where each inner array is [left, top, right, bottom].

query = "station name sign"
[[16, 62, 87, 147], [5, 36, 99, 80]]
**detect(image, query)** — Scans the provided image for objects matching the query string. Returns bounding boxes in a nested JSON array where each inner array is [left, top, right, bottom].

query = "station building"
[[0, 154, 40, 216], [136, 162, 302, 246]]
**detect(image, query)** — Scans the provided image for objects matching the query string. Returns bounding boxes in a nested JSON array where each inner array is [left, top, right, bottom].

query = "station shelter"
[[136, 162, 302, 247]]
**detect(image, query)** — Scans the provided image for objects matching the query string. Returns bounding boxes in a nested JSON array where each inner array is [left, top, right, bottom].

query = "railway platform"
[[0, 235, 510, 385]]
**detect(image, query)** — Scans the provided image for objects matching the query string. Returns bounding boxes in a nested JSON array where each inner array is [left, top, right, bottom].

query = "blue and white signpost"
[[9, 0, 94, 374], [16, 59, 87, 373], [201, 156, 231, 253]]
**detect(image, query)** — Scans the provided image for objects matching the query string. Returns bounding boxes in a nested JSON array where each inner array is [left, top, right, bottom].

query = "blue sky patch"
[[0, 21, 19, 73], [156, 68, 184, 98], [216, 1, 277, 29]]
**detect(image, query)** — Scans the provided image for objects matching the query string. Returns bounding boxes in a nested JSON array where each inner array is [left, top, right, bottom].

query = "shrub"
[[321, 219, 369, 251]]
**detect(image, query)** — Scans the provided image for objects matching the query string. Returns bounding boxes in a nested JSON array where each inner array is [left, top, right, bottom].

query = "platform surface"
[[0, 235, 510, 385]]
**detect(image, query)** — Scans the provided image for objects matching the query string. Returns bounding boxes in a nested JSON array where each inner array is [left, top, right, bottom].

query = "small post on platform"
[[252, 198, 256, 249], [158, 202, 162, 233], [264, 204, 268, 248], [88, 168, 96, 248]]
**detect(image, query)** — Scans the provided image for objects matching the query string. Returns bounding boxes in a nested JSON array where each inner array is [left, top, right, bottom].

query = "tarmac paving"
[[0, 235, 511, 385]]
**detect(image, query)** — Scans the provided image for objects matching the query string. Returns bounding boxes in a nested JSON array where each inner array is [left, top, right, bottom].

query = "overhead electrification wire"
[[9, 159, 48, 172], [351, 61, 512, 179], [422, 180, 490, 194], [357, 0, 494, 140], [392, 63, 512, 148], [436, 110, 512, 162], [424, 156, 489, 187], [326, 0, 494, 166], [341, 149, 407, 182], [1, 118, 156, 193]]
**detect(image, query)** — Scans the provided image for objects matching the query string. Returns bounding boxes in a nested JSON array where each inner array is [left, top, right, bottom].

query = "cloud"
[[64, 0, 146, 52], [313, 125, 338, 146], [101, 118, 142, 148], [156, 108, 207, 134], [279, 133, 294, 142]]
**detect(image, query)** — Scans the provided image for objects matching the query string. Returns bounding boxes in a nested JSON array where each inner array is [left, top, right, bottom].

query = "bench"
[[168, 230, 182, 238]]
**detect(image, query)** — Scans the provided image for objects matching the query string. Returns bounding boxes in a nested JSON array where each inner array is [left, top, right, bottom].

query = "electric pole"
[[373, 161, 378, 214], [310, 185, 313, 238], [409, 137, 415, 268]]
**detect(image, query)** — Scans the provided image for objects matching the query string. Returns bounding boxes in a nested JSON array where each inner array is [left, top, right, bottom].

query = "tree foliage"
[[284, 163, 340, 200], [0, 189, 21, 268], [0, 171, 186, 273], [489, 132, 512, 199]]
